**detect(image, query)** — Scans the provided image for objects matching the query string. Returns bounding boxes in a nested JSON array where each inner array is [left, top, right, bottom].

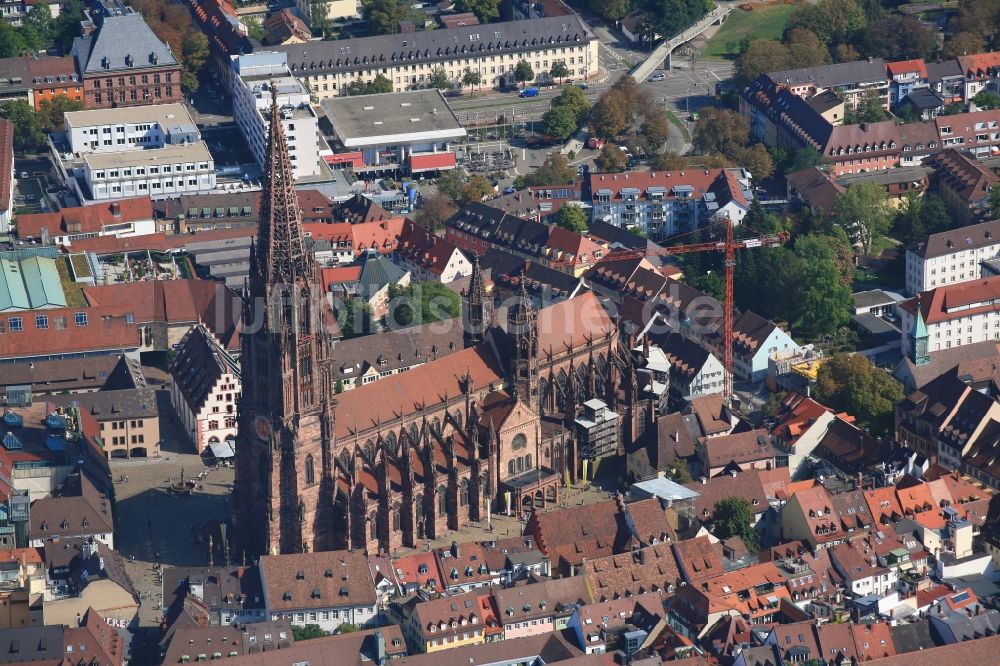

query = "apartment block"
[[232, 51, 322, 180], [905, 219, 1000, 295]]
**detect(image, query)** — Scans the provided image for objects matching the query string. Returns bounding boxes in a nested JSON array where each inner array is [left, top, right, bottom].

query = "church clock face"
[[253, 415, 273, 442]]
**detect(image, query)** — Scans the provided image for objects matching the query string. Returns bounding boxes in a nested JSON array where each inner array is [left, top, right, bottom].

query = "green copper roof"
[[912, 308, 928, 339]]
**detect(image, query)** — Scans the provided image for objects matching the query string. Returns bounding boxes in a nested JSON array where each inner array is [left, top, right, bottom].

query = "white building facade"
[[905, 220, 1000, 296], [232, 51, 321, 181]]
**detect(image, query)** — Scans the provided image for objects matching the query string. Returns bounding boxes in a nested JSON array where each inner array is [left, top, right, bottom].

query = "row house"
[[493, 577, 588, 639], [828, 541, 897, 598], [445, 202, 606, 276], [399, 588, 500, 654], [277, 15, 600, 99], [486, 182, 585, 223], [781, 484, 847, 550], [887, 59, 929, 108], [957, 52, 1000, 101], [258, 550, 379, 634], [935, 110, 1000, 159]]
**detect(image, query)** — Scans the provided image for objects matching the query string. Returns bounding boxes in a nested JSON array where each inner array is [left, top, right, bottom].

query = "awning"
[[209, 440, 235, 459], [409, 152, 457, 172]]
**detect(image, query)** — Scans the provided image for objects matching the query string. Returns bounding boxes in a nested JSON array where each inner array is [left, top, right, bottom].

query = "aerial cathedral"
[[234, 93, 653, 557]]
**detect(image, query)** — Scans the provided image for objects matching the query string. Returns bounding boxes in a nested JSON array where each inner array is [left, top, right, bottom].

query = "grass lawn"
[[702, 2, 800, 60]]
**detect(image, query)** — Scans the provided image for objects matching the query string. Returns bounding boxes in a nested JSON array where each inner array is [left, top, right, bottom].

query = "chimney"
[[375, 630, 386, 666], [451, 540, 460, 559]]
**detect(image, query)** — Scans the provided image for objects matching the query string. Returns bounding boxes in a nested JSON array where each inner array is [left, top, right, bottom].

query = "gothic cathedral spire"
[[234, 83, 335, 557], [253, 86, 310, 291]]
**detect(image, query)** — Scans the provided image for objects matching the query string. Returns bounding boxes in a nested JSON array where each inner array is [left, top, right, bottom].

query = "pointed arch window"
[[438, 486, 447, 514], [305, 455, 315, 485], [460, 479, 469, 507]]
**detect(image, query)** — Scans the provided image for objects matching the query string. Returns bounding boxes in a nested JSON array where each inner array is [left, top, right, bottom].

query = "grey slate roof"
[[278, 14, 595, 77], [48, 387, 159, 421], [331, 317, 465, 383], [357, 249, 407, 296], [768, 59, 887, 88], [909, 218, 1000, 259], [890, 620, 936, 653], [926, 59, 963, 85], [902, 87, 944, 110], [73, 11, 178, 74], [0, 626, 64, 663]]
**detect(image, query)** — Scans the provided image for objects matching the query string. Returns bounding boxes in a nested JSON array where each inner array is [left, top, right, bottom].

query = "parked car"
[[649, 73, 665, 82], [502, 185, 516, 194], [577, 82, 589, 90], [587, 137, 605, 149], [519, 87, 539, 98]]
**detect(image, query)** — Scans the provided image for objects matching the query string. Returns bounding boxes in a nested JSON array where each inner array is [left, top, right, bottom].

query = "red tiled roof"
[[536, 291, 614, 353], [82, 279, 241, 349], [886, 59, 928, 78], [0, 119, 11, 216], [957, 52, 1000, 78], [320, 266, 363, 291], [15, 197, 153, 239], [587, 169, 730, 202], [0, 305, 141, 360], [409, 152, 457, 171], [901, 275, 1000, 325]]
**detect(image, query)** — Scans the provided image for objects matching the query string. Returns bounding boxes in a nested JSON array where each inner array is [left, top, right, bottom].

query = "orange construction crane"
[[654, 217, 789, 399], [578, 217, 788, 399]]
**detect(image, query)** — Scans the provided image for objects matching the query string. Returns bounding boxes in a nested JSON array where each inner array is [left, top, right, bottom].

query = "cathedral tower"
[[462, 255, 492, 348], [234, 87, 336, 556], [508, 282, 539, 404]]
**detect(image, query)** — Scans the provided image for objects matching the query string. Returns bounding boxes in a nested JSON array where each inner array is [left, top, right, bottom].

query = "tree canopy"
[[362, 0, 412, 35], [388, 282, 461, 328], [832, 181, 892, 257], [515, 152, 576, 188], [346, 74, 394, 95], [555, 205, 588, 233], [455, 0, 500, 23], [712, 498, 759, 552], [596, 144, 627, 172], [813, 353, 903, 436], [514, 60, 535, 86]]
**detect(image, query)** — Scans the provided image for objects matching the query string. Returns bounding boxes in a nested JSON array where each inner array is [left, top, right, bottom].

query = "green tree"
[[784, 146, 824, 174], [517, 152, 576, 187], [436, 169, 463, 199], [337, 623, 359, 634], [638, 111, 670, 153], [180, 32, 210, 93], [845, 88, 886, 124], [786, 235, 852, 339], [893, 194, 952, 247], [814, 353, 903, 436], [861, 16, 937, 61], [461, 175, 495, 202], [555, 205, 588, 233], [0, 23, 28, 58], [418, 192, 457, 232], [428, 66, 451, 90], [369, 74, 394, 93], [310, 0, 332, 38], [55, 0, 84, 51], [388, 282, 460, 327], [551, 85, 591, 124], [462, 67, 482, 93], [36, 96, 83, 132], [712, 498, 759, 552], [541, 105, 578, 141], [833, 181, 892, 256], [587, 0, 630, 22], [550, 60, 570, 84], [734, 40, 790, 87], [514, 60, 534, 88], [596, 144, 627, 172], [455, 0, 500, 23], [363, 0, 410, 35], [991, 183, 1000, 221], [339, 299, 374, 338], [292, 625, 327, 641], [22, 4, 54, 52], [973, 91, 1000, 110], [786, 0, 867, 52], [0, 101, 44, 154], [650, 150, 687, 171], [692, 108, 749, 157], [244, 17, 266, 42], [590, 89, 630, 139]]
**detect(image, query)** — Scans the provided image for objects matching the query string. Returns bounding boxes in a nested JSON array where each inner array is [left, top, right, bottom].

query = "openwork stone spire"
[[255, 84, 309, 288]]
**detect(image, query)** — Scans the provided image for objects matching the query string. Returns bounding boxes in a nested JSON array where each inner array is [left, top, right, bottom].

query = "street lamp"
[[686, 86, 692, 115]]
